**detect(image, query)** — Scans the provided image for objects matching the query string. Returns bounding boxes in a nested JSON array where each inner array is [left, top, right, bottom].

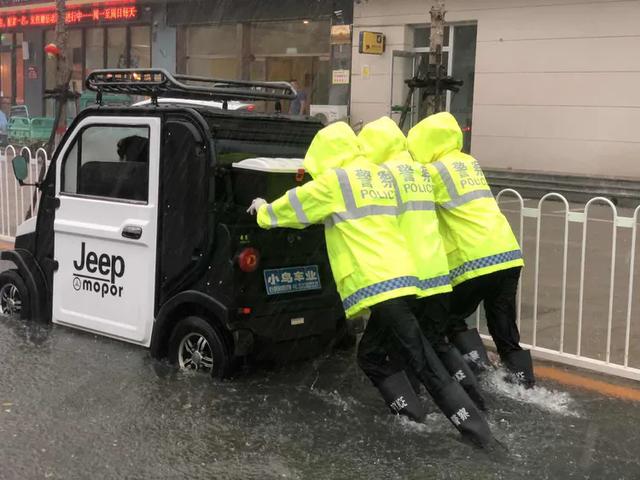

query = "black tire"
[[168, 316, 231, 380], [0, 269, 30, 319]]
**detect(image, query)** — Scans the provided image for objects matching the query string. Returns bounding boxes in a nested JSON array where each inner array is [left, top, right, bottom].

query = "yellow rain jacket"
[[358, 116, 452, 298], [257, 121, 419, 318], [407, 112, 523, 286]]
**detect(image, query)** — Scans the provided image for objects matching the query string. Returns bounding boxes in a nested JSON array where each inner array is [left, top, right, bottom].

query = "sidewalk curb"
[[535, 365, 640, 402]]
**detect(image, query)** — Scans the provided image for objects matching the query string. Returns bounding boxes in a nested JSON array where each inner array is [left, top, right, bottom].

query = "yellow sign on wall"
[[358, 31, 385, 55]]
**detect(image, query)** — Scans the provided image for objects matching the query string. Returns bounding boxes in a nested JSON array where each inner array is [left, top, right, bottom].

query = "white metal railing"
[[0, 145, 49, 242], [478, 189, 640, 381]]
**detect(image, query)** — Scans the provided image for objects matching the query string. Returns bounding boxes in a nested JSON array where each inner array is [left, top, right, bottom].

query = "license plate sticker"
[[263, 265, 322, 295]]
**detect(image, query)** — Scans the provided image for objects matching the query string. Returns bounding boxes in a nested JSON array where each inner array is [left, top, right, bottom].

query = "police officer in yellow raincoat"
[[248, 121, 492, 445], [358, 116, 486, 410], [407, 112, 535, 388]]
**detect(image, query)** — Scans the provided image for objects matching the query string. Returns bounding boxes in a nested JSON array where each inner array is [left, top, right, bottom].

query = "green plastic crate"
[[8, 116, 31, 145]]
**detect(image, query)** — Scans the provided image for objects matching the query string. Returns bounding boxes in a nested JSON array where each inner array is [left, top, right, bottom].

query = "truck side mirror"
[[11, 155, 29, 184]]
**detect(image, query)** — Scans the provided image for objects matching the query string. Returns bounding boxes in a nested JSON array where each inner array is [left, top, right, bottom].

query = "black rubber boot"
[[405, 369, 423, 396], [430, 381, 493, 447], [451, 328, 491, 373], [438, 345, 487, 411], [377, 370, 426, 422], [503, 349, 535, 388]]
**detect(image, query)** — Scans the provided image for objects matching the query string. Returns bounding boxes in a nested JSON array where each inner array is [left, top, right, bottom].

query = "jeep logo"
[[72, 242, 125, 298]]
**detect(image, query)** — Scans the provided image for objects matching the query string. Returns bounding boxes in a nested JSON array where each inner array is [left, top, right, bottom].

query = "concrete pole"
[[46, 0, 71, 155], [426, 0, 446, 115]]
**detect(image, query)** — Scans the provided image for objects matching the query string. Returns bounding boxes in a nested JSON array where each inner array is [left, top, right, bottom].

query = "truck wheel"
[[168, 316, 231, 379], [0, 270, 30, 319]]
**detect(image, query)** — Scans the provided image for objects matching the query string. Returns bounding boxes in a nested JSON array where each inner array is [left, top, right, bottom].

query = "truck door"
[[52, 116, 160, 346]]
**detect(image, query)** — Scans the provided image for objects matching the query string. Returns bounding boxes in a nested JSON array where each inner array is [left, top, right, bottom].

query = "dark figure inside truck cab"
[[117, 135, 149, 163]]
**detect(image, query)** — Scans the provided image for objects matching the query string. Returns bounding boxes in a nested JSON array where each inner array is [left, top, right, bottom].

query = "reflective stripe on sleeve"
[[330, 205, 397, 225], [288, 188, 310, 225], [266, 204, 278, 227], [441, 190, 494, 210], [342, 275, 418, 311], [450, 249, 522, 280]]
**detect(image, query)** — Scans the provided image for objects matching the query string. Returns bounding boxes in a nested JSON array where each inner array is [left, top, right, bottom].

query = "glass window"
[[85, 28, 104, 76], [130, 26, 150, 68], [187, 57, 238, 78], [186, 25, 238, 77], [107, 27, 127, 68], [250, 21, 330, 55], [187, 25, 237, 56], [413, 26, 450, 48], [62, 125, 149, 202], [450, 25, 477, 153]]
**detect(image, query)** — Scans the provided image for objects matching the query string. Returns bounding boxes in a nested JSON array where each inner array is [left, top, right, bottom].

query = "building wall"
[[351, 0, 640, 179], [151, 4, 176, 73]]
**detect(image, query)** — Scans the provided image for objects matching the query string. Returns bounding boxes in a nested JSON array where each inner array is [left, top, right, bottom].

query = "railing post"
[[624, 207, 640, 367], [534, 194, 570, 352], [577, 197, 618, 359], [496, 188, 524, 329]]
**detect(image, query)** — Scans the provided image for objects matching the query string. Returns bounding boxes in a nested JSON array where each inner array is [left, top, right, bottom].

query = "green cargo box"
[[29, 117, 56, 145], [8, 117, 31, 145]]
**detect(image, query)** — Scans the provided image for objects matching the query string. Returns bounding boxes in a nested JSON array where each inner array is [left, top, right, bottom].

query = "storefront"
[[169, 0, 352, 115], [0, 0, 353, 124], [0, 0, 154, 117]]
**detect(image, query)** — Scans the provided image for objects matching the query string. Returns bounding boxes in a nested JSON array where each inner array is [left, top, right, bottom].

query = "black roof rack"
[[85, 68, 297, 107]]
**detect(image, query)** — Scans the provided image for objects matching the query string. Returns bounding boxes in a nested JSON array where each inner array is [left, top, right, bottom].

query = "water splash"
[[309, 388, 360, 412], [482, 367, 580, 417], [394, 412, 448, 434]]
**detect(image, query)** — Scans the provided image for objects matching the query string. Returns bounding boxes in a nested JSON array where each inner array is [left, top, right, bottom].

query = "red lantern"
[[44, 43, 60, 58]]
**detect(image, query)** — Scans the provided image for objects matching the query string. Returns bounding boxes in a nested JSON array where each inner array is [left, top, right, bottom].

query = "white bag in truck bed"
[[232, 157, 304, 173]]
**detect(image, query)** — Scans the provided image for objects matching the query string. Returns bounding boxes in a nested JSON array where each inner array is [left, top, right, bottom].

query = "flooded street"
[[1, 314, 639, 479]]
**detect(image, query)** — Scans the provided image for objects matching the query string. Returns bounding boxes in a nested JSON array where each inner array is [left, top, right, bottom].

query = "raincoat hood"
[[357, 116, 408, 165], [407, 112, 463, 164], [303, 121, 361, 178]]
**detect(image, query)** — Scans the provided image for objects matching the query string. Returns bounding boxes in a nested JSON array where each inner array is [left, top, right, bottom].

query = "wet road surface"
[[1, 314, 640, 480]]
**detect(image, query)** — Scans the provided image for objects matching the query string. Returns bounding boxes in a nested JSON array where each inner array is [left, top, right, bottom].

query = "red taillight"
[[246, 104, 256, 112], [237, 247, 260, 272]]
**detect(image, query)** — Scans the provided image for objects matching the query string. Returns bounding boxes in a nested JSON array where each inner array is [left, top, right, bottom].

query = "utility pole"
[[398, 1, 461, 130], [45, 0, 71, 156], [425, 0, 446, 115], [24, 0, 72, 219]]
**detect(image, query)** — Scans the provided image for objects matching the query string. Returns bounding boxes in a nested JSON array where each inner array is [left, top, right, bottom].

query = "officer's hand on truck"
[[247, 197, 267, 215]]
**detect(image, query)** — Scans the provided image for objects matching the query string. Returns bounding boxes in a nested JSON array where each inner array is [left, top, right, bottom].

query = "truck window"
[[61, 125, 150, 202], [157, 119, 207, 301]]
